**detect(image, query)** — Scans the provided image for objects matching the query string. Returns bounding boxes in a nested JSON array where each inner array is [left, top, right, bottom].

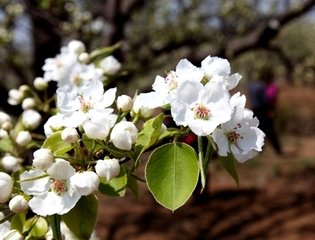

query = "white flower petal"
[[201, 55, 231, 78], [20, 170, 50, 195], [47, 159, 75, 180], [212, 129, 229, 157]]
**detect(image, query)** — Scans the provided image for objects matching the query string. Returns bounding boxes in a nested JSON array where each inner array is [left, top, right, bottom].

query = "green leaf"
[[145, 142, 199, 211], [10, 213, 25, 232], [219, 154, 239, 186], [62, 195, 98, 239], [0, 137, 14, 153], [42, 131, 74, 156], [98, 166, 127, 197], [136, 113, 164, 150], [158, 128, 178, 142], [90, 43, 120, 62]]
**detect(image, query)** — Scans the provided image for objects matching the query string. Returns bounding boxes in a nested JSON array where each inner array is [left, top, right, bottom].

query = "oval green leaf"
[[145, 142, 199, 211], [62, 195, 98, 239]]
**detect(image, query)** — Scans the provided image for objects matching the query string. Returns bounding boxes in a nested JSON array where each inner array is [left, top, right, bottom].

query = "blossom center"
[[70, 74, 82, 86], [51, 179, 67, 195], [193, 104, 210, 120], [78, 94, 92, 113], [227, 125, 243, 143]]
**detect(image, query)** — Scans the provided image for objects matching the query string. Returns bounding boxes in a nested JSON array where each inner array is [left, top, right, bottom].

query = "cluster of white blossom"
[[137, 56, 265, 162], [0, 40, 265, 239]]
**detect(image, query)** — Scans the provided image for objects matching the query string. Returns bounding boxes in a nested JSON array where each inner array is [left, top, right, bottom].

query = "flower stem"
[[49, 214, 62, 240], [198, 136, 206, 193]]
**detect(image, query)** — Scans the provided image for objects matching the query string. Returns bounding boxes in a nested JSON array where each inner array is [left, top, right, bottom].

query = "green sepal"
[[219, 154, 240, 187], [98, 166, 127, 197], [24, 216, 48, 238], [10, 213, 25, 233]]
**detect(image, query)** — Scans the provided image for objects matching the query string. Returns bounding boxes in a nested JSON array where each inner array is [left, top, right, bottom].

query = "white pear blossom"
[[42, 45, 78, 85], [32, 148, 54, 170], [116, 95, 133, 112], [9, 195, 28, 213], [57, 80, 117, 139], [171, 80, 232, 136], [22, 109, 41, 129], [1, 155, 22, 172], [66, 63, 104, 94], [15, 131, 32, 146], [99, 55, 121, 75], [95, 158, 120, 181], [61, 127, 79, 144], [20, 159, 81, 216], [110, 121, 138, 150], [0, 172, 13, 203], [200, 55, 242, 90], [152, 59, 203, 106], [70, 171, 99, 196], [212, 93, 265, 163]]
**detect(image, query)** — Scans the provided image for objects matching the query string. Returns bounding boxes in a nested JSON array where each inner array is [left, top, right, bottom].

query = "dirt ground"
[[95, 85, 315, 240], [95, 134, 315, 240]]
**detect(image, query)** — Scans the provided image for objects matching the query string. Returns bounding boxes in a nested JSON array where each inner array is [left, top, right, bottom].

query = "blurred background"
[[1, 0, 315, 239]]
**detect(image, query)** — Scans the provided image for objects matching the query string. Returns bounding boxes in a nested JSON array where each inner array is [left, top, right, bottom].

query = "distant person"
[[248, 70, 283, 155]]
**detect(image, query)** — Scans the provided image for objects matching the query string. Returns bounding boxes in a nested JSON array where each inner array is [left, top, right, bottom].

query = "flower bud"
[[110, 121, 138, 150], [0, 129, 8, 138], [15, 131, 32, 147], [1, 121, 13, 131], [43, 114, 64, 137], [95, 159, 120, 181], [78, 52, 90, 63], [116, 95, 133, 112], [1, 155, 22, 172], [2, 229, 24, 240], [19, 85, 29, 93], [32, 148, 54, 170], [22, 109, 41, 129], [8, 89, 23, 105], [61, 127, 79, 144], [33, 77, 48, 91], [22, 98, 36, 110], [70, 171, 99, 196], [0, 172, 13, 203], [9, 195, 28, 213], [99, 56, 121, 75], [68, 40, 85, 54], [0, 111, 12, 125], [132, 99, 154, 119]]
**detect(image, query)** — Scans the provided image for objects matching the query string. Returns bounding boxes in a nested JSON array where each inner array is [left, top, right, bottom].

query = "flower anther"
[[193, 104, 210, 120], [51, 179, 67, 195]]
